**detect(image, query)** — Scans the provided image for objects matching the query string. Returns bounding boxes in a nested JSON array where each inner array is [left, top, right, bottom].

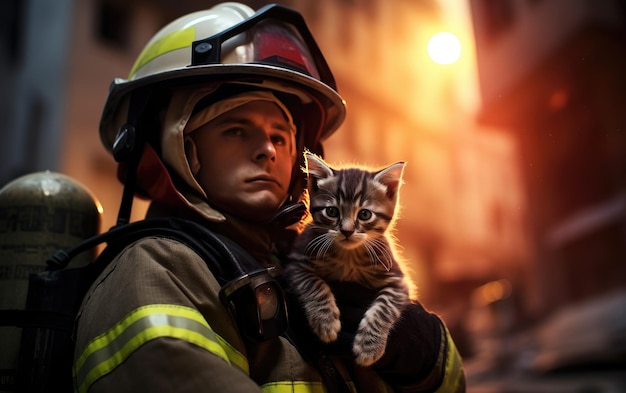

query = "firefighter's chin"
[[216, 189, 289, 223]]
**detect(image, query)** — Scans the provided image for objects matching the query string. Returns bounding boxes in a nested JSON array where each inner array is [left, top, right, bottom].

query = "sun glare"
[[427, 32, 461, 65]]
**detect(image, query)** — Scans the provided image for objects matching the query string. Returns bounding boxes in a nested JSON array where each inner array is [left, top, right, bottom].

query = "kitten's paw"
[[353, 329, 387, 367], [311, 316, 341, 343], [308, 303, 341, 343]]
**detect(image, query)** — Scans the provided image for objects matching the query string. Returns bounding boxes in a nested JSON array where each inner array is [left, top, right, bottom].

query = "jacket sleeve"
[[372, 302, 466, 393], [73, 237, 262, 393], [331, 282, 466, 393]]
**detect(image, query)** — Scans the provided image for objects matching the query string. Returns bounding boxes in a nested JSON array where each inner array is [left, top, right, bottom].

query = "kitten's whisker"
[[368, 239, 393, 271], [363, 243, 380, 270], [306, 233, 335, 261], [305, 234, 328, 256], [318, 235, 334, 259]]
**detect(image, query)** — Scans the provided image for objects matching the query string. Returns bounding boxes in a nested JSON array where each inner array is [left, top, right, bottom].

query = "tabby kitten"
[[284, 152, 411, 367]]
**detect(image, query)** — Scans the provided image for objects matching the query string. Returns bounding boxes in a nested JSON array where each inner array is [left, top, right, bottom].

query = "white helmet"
[[99, 2, 346, 158]]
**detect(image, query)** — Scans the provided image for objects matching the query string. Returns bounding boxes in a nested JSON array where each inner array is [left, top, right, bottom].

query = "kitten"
[[284, 152, 411, 367]]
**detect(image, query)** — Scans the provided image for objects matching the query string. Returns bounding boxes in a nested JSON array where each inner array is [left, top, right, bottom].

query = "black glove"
[[328, 281, 445, 391]]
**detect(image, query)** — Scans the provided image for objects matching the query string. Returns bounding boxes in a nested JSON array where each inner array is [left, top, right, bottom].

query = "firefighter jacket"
[[72, 203, 465, 393]]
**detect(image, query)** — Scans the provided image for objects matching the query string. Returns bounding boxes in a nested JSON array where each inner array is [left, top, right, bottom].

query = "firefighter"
[[73, 3, 465, 392]]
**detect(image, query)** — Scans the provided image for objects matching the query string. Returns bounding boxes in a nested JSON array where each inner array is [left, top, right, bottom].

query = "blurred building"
[[467, 0, 626, 389], [471, 0, 626, 321]]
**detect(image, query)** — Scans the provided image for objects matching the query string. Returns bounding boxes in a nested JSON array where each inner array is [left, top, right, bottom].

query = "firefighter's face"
[[186, 101, 296, 222]]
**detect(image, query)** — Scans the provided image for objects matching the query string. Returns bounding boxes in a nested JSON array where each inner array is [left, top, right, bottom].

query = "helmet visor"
[[190, 4, 336, 90]]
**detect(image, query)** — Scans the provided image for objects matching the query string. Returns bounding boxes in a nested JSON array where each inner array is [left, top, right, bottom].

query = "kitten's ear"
[[304, 152, 334, 181], [375, 162, 405, 199]]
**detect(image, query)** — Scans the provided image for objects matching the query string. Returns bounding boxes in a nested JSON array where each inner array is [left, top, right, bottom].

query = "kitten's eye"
[[325, 207, 340, 218], [358, 209, 373, 221]]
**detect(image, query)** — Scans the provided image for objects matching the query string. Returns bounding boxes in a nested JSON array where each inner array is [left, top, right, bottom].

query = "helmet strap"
[[112, 89, 149, 226]]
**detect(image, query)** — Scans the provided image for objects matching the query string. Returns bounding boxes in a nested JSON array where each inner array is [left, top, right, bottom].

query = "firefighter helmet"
[[99, 2, 346, 157]]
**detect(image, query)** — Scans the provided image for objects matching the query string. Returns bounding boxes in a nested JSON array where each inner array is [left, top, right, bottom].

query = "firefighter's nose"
[[254, 137, 276, 162]]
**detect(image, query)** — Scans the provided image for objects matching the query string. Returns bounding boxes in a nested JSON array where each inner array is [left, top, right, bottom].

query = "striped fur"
[[284, 153, 411, 366]]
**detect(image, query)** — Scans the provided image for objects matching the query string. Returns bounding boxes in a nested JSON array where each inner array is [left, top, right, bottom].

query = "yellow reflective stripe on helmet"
[[73, 304, 248, 393], [129, 27, 196, 78], [261, 381, 327, 393], [434, 326, 466, 393]]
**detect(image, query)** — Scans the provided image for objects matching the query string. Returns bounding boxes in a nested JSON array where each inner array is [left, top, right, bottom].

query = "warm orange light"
[[471, 279, 512, 306], [427, 32, 461, 65]]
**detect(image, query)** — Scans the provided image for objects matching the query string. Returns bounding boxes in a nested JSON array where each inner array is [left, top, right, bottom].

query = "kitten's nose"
[[340, 229, 354, 238]]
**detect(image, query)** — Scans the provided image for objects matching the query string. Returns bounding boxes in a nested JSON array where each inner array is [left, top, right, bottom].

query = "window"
[[1, 0, 24, 65], [95, 0, 131, 49]]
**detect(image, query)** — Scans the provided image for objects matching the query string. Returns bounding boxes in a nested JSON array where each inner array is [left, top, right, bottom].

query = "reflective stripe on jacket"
[[74, 304, 248, 392], [435, 325, 466, 393]]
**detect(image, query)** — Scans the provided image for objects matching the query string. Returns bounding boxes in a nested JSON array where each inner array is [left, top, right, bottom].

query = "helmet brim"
[[99, 63, 346, 153]]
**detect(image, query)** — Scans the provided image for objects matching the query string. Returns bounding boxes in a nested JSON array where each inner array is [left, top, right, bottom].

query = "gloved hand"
[[328, 281, 444, 390]]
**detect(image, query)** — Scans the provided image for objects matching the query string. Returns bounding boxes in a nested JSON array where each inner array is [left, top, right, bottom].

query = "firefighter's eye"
[[223, 127, 244, 137]]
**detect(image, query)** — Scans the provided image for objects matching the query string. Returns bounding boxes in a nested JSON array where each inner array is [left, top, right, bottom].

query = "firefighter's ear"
[[184, 135, 201, 176]]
